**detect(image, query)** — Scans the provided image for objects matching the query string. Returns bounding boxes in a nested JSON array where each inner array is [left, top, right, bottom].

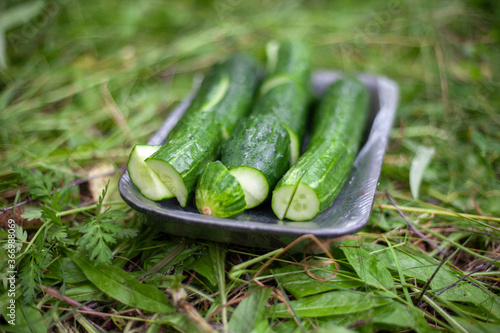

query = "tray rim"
[[118, 70, 399, 239]]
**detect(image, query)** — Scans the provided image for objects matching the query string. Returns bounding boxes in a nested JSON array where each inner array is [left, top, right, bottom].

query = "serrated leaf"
[[228, 287, 272, 333], [340, 239, 394, 290], [409, 145, 435, 199], [66, 250, 174, 313], [20, 205, 42, 221], [266, 290, 392, 318]]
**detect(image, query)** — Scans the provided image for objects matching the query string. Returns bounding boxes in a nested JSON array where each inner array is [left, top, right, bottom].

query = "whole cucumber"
[[272, 77, 370, 221]]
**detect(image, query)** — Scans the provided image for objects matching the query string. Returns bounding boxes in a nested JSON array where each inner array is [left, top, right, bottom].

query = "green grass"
[[1, 0, 499, 332]]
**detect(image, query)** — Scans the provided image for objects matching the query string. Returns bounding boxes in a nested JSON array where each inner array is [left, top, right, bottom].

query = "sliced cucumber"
[[272, 77, 370, 221], [126, 145, 173, 201], [229, 166, 269, 209], [144, 55, 259, 206], [195, 162, 246, 218], [146, 122, 220, 207]]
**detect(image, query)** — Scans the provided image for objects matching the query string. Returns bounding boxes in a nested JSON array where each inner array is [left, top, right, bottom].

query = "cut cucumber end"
[[285, 183, 320, 221], [145, 158, 189, 207], [195, 161, 246, 218], [271, 185, 296, 220], [127, 145, 174, 201], [229, 166, 269, 209]]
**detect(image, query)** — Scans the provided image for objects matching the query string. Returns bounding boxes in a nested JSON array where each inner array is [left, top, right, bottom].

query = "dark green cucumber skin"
[[149, 123, 221, 195], [195, 161, 246, 218], [168, 54, 259, 140], [253, 81, 309, 148], [270, 40, 311, 90], [221, 114, 291, 189], [275, 77, 370, 213], [148, 55, 258, 201]]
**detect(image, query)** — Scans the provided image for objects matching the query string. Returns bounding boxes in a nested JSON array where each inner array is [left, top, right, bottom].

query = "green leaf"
[[340, 239, 394, 290], [63, 284, 110, 303], [191, 255, 217, 286], [154, 313, 203, 333], [452, 316, 500, 333], [44, 257, 87, 284], [266, 290, 392, 318], [228, 287, 273, 333], [11, 303, 46, 333], [409, 145, 435, 199], [20, 205, 42, 221], [315, 302, 437, 333], [272, 262, 362, 299], [0, 1, 44, 30], [364, 243, 500, 315], [66, 250, 174, 313]]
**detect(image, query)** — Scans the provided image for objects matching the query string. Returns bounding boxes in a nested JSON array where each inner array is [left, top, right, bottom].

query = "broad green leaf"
[[63, 284, 110, 303], [340, 239, 394, 290], [311, 323, 355, 333], [66, 250, 173, 313], [4, 303, 47, 333], [191, 255, 217, 286], [155, 313, 204, 333], [272, 263, 362, 299], [316, 302, 437, 333], [409, 145, 435, 199], [228, 287, 272, 333], [44, 257, 87, 284], [452, 316, 500, 333], [362, 243, 500, 316], [266, 290, 392, 318]]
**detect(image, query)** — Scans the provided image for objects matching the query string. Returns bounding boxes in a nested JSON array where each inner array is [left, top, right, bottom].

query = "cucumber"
[[195, 161, 246, 218], [145, 55, 258, 206], [221, 114, 291, 208], [253, 80, 308, 164], [194, 41, 311, 217], [272, 77, 370, 221], [254, 40, 311, 164], [126, 145, 173, 201], [195, 114, 290, 216]]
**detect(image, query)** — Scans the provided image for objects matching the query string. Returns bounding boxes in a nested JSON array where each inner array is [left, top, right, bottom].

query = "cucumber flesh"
[[126, 145, 174, 201], [283, 183, 321, 221], [271, 184, 296, 220], [146, 159, 188, 206], [229, 167, 269, 209], [195, 161, 246, 218]]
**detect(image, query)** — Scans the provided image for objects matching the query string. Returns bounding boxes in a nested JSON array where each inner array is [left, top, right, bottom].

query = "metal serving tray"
[[119, 71, 398, 249]]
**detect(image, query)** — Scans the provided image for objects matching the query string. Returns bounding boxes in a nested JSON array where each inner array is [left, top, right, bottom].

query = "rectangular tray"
[[119, 71, 398, 249]]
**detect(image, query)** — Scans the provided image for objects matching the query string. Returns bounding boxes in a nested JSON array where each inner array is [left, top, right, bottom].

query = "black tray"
[[119, 71, 398, 249]]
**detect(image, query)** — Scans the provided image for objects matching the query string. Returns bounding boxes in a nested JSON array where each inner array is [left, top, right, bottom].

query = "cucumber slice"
[[126, 145, 173, 201], [195, 161, 246, 218], [229, 167, 269, 209], [284, 183, 320, 221]]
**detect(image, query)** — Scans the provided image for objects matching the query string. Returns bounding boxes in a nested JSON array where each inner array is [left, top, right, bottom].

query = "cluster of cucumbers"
[[126, 41, 370, 221]]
